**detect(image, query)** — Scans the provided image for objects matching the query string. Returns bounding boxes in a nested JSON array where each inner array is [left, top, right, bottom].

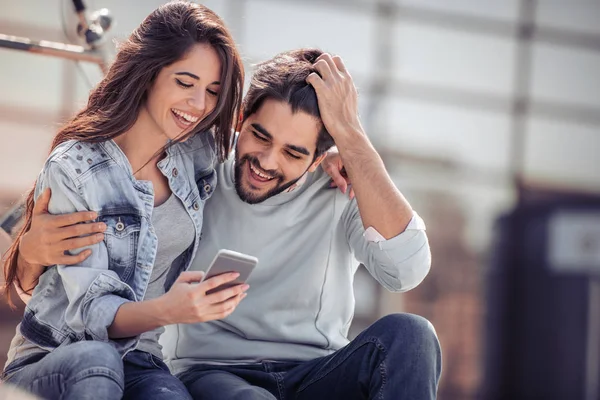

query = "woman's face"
[[144, 43, 222, 141]]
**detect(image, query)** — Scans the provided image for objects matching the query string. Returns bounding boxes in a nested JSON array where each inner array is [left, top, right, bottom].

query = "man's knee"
[[369, 313, 440, 357]]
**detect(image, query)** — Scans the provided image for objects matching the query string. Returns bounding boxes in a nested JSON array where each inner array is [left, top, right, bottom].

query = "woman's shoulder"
[[45, 140, 114, 179], [177, 130, 216, 153], [175, 130, 217, 170]]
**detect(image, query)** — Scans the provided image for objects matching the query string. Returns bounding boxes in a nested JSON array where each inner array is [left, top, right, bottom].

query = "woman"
[[1, 2, 245, 399]]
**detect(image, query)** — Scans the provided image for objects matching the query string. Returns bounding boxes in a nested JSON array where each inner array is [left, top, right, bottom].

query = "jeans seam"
[[378, 358, 387, 400], [69, 367, 124, 389], [28, 373, 65, 393], [274, 372, 285, 400], [298, 337, 387, 392]]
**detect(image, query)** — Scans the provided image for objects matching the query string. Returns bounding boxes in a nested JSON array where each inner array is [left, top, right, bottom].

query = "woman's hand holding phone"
[[157, 270, 249, 325]]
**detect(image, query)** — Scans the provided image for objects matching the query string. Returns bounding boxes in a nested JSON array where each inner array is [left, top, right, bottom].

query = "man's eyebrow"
[[251, 123, 273, 140], [175, 72, 220, 85], [251, 123, 310, 156], [286, 144, 310, 156]]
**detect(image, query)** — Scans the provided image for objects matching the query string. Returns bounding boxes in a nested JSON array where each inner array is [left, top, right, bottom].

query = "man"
[[11, 49, 441, 399]]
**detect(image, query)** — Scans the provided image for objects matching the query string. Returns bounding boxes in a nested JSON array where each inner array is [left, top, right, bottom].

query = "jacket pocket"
[[99, 212, 141, 284], [196, 167, 217, 200]]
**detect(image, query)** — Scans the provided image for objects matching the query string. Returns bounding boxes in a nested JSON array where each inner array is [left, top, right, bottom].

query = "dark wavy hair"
[[241, 48, 335, 159], [2, 1, 244, 306]]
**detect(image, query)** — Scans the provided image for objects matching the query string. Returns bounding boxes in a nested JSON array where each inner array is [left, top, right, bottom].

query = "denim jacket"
[[19, 133, 217, 356]]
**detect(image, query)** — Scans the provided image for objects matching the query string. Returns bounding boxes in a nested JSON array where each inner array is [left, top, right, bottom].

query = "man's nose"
[[257, 150, 278, 172]]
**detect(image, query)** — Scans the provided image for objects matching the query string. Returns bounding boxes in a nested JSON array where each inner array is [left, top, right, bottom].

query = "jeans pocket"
[[147, 353, 168, 372]]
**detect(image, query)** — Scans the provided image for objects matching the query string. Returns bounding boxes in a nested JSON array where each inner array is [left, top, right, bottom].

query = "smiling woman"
[[140, 43, 223, 139], [1, 2, 246, 400]]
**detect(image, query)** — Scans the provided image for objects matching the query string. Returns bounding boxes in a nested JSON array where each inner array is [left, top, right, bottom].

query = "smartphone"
[[201, 249, 258, 295]]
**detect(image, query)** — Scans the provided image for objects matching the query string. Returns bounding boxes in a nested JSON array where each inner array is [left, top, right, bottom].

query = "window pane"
[[379, 98, 512, 172], [524, 118, 600, 192], [397, 0, 519, 22], [531, 44, 600, 108], [392, 23, 516, 96], [536, 2, 600, 35], [243, 0, 376, 77]]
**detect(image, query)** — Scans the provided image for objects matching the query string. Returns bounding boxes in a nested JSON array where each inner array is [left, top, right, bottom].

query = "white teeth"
[[250, 163, 273, 180], [172, 109, 199, 123]]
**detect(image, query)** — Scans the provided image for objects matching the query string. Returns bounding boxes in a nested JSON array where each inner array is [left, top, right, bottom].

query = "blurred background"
[[0, 1, 599, 399]]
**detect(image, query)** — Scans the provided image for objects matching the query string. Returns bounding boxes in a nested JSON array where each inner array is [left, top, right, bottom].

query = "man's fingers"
[[54, 211, 99, 228], [349, 187, 355, 200], [33, 188, 51, 216], [313, 59, 333, 82], [327, 168, 347, 194], [57, 222, 106, 240], [176, 270, 205, 284], [316, 53, 339, 76], [332, 55, 348, 75], [306, 73, 325, 92], [58, 234, 104, 252], [56, 249, 92, 265]]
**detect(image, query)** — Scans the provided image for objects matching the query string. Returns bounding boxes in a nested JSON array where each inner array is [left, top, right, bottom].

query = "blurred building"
[[1, 1, 599, 399]]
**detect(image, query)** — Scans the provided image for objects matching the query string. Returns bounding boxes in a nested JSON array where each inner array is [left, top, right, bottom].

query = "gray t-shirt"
[[136, 193, 195, 358]]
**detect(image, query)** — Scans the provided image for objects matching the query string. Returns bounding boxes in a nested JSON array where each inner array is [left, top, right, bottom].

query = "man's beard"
[[234, 154, 304, 204]]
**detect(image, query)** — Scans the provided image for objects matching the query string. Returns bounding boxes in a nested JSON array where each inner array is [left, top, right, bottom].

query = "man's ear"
[[308, 152, 327, 172]]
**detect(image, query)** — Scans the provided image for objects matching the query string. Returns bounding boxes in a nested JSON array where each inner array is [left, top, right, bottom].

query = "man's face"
[[234, 99, 325, 204]]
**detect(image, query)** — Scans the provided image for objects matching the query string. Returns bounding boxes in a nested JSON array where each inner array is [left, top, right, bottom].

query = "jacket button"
[[204, 184, 211, 193], [172, 168, 178, 177], [115, 221, 125, 232], [192, 202, 200, 211]]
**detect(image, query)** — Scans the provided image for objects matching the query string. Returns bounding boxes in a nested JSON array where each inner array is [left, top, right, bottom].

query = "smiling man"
[[234, 99, 326, 203], [13, 49, 441, 400]]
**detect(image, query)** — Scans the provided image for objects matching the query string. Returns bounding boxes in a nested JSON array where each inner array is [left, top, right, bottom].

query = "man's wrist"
[[329, 122, 364, 142], [17, 237, 37, 267], [335, 128, 378, 164]]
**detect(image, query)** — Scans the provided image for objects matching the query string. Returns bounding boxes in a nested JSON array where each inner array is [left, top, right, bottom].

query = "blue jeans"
[[3, 342, 191, 400], [177, 313, 442, 400]]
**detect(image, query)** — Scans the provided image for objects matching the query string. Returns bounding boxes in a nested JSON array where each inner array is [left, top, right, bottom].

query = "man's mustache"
[[242, 156, 282, 180]]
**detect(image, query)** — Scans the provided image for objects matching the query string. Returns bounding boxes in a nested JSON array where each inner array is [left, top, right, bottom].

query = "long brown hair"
[[2, 1, 244, 306]]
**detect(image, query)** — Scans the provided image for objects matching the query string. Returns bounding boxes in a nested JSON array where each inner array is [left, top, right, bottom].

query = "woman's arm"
[[108, 271, 248, 338]]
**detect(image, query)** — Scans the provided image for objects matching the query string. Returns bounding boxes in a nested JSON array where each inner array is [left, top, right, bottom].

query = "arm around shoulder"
[[37, 160, 136, 349]]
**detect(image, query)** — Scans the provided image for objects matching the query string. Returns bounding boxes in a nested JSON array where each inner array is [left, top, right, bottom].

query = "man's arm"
[[308, 54, 413, 239], [14, 253, 45, 302], [15, 187, 106, 302], [308, 54, 431, 292]]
